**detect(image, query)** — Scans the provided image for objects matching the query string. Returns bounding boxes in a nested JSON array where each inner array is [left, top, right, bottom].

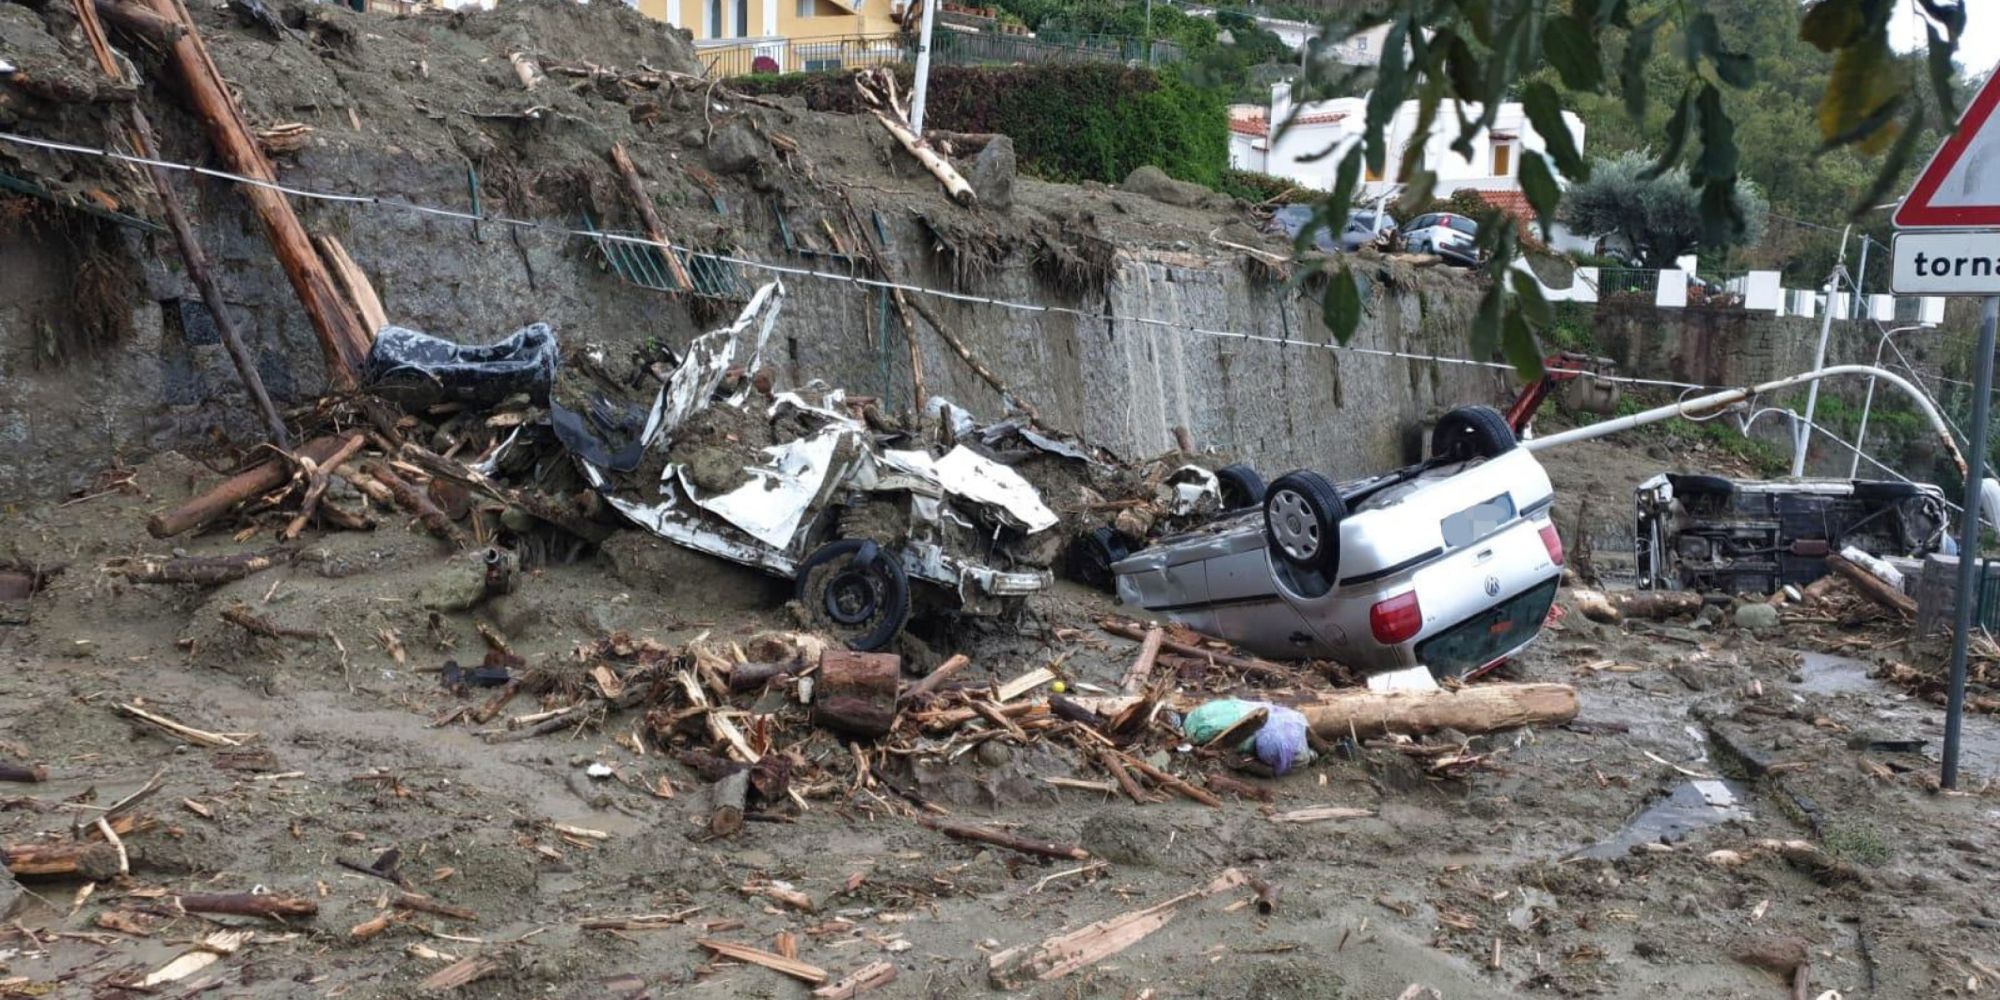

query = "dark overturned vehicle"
[[1085, 406, 1568, 680], [1634, 473, 1951, 593]]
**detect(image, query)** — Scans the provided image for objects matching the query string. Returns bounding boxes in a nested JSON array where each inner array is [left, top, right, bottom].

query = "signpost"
[[1891, 68, 2000, 789]]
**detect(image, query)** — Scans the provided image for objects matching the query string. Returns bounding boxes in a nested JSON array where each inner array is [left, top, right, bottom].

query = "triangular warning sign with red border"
[[1897, 70, 2000, 228]]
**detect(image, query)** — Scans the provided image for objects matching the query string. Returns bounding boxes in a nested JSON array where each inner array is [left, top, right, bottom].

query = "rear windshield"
[[1444, 215, 1479, 235]]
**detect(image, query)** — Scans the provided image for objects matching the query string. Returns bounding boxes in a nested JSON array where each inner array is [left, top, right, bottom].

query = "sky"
[[1892, 0, 2000, 84]]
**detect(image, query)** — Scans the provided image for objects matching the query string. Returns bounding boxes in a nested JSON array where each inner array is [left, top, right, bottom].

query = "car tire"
[[796, 538, 911, 652], [1431, 405, 1517, 461], [1216, 464, 1266, 510], [1851, 481, 1923, 502], [1265, 471, 1346, 574], [1670, 474, 1737, 499], [1066, 526, 1132, 593]]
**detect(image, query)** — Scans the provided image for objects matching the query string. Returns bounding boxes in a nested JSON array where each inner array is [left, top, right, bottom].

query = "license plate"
[[1441, 493, 1516, 549]]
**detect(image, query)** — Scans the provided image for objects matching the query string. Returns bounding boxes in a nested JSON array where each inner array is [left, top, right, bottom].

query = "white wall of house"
[[1230, 85, 1586, 203]]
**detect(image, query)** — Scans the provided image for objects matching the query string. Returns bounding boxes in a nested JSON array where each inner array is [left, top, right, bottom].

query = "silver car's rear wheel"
[[1264, 471, 1346, 574], [1269, 489, 1320, 560]]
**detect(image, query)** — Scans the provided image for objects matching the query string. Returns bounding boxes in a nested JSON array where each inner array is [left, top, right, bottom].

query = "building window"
[[796, 0, 812, 16], [1491, 143, 1513, 177], [735, 0, 748, 35], [708, 0, 722, 37], [1364, 160, 1382, 183]]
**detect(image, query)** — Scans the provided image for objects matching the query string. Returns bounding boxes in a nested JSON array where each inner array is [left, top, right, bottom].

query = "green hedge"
[[733, 65, 1227, 187]]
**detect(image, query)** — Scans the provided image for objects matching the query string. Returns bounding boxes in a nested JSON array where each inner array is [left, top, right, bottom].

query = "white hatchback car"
[[1110, 406, 1564, 678]]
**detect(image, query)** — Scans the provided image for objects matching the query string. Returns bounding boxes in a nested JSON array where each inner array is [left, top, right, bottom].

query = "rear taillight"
[[1539, 522, 1565, 566], [1370, 590, 1423, 644]]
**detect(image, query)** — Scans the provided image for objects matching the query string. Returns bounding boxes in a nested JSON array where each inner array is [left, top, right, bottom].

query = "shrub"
[[733, 65, 1227, 186]]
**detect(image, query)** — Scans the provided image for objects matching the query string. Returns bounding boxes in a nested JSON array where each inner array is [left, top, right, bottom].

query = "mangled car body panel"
[[555, 281, 1053, 641], [1635, 473, 1950, 593], [1114, 443, 1564, 676]]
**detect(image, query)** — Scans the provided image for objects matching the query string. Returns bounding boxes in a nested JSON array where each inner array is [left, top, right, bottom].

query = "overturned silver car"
[[1111, 406, 1566, 678]]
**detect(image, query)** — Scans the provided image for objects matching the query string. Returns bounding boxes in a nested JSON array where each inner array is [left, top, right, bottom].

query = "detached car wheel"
[[1431, 405, 1517, 461], [1216, 464, 1266, 510], [796, 539, 911, 652], [1264, 471, 1345, 574]]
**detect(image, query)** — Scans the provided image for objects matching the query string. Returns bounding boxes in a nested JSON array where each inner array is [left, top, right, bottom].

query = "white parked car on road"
[[1109, 406, 1564, 678]]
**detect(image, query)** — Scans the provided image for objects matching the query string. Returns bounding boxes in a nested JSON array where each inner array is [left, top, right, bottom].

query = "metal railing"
[[1596, 267, 1661, 298], [696, 28, 1182, 78]]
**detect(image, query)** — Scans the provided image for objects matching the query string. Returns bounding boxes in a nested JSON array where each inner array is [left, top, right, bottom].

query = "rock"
[[1121, 164, 1219, 209], [706, 120, 767, 176], [1734, 603, 1782, 631], [1732, 934, 1809, 978], [0, 870, 19, 919], [968, 135, 1015, 212], [417, 554, 490, 612]]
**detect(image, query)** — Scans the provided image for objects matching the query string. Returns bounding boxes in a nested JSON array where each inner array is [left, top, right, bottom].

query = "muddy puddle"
[[1573, 778, 1753, 859], [1793, 649, 2000, 775]]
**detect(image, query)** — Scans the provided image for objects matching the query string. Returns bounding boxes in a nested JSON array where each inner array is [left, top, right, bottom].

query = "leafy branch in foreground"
[[1286, 0, 1966, 377]]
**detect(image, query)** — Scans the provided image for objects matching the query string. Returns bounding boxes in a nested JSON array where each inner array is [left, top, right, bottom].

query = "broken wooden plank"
[[812, 961, 897, 999], [919, 817, 1088, 861], [988, 868, 1247, 986], [696, 938, 828, 984]]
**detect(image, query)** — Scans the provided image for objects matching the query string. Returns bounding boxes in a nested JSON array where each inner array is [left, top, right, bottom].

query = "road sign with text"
[[1892, 231, 2000, 294]]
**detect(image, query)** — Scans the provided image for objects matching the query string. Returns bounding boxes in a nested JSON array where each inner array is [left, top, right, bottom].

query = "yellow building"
[[631, 0, 909, 75]]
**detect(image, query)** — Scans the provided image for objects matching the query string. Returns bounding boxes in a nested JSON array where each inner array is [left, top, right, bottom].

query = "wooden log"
[[1298, 682, 1578, 741], [3, 840, 124, 879], [902, 653, 970, 701], [148, 436, 344, 538], [607, 143, 694, 292], [111, 547, 293, 585], [869, 110, 975, 205], [393, 893, 477, 922], [728, 661, 794, 694], [811, 651, 900, 739], [509, 51, 543, 90], [1093, 747, 1150, 804], [137, 0, 372, 386], [0, 762, 49, 783], [709, 769, 748, 838], [1571, 588, 1705, 624], [901, 291, 1041, 424], [285, 435, 368, 539], [1118, 752, 1221, 808], [1202, 771, 1272, 803], [1825, 553, 1918, 617], [1120, 626, 1165, 692], [812, 960, 897, 999], [175, 892, 318, 920], [365, 462, 468, 549], [94, 0, 184, 45], [917, 817, 1088, 861]]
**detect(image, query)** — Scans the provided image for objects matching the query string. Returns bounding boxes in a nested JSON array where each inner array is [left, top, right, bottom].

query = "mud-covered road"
[[4, 440, 1999, 999]]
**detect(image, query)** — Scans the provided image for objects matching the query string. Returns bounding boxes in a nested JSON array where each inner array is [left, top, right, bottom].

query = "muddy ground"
[[5, 436, 2000, 1000]]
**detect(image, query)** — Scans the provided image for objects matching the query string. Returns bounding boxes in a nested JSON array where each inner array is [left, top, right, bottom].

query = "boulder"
[[1121, 164, 1219, 209], [969, 135, 1016, 212], [1734, 602, 1782, 631]]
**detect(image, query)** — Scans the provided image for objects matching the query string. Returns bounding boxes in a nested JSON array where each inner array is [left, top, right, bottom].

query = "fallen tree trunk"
[[94, 0, 184, 45], [1825, 553, 1917, 617], [608, 143, 694, 292], [709, 769, 748, 838], [1099, 619, 1299, 684], [1572, 589, 1705, 624], [147, 436, 345, 538], [1299, 682, 1579, 740], [137, 0, 373, 385], [811, 651, 899, 738], [0, 762, 49, 783]]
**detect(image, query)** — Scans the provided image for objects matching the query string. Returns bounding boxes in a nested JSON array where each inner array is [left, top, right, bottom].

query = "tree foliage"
[[1292, 0, 1967, 375], [1562, 150, 1768, 268]]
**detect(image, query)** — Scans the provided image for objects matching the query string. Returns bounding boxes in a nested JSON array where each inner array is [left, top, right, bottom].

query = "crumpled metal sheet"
[[934, 446, 1060, 532], [672, 429, 851, 550]]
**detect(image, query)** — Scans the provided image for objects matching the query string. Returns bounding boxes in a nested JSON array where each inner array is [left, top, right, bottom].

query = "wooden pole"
[[137, 0, 373, 387], [607, 143, 694, 292], [1298, 682, 1578, 740], [147, 435, 344, 538], [1825, 553, 1917, 616]]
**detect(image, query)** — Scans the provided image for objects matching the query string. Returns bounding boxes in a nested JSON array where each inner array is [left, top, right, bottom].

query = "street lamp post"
[[1850, 324, 1929, 477]]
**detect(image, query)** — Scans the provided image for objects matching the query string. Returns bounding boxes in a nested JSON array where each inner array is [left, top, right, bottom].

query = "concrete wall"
[[0, 144, 1502, 503]]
